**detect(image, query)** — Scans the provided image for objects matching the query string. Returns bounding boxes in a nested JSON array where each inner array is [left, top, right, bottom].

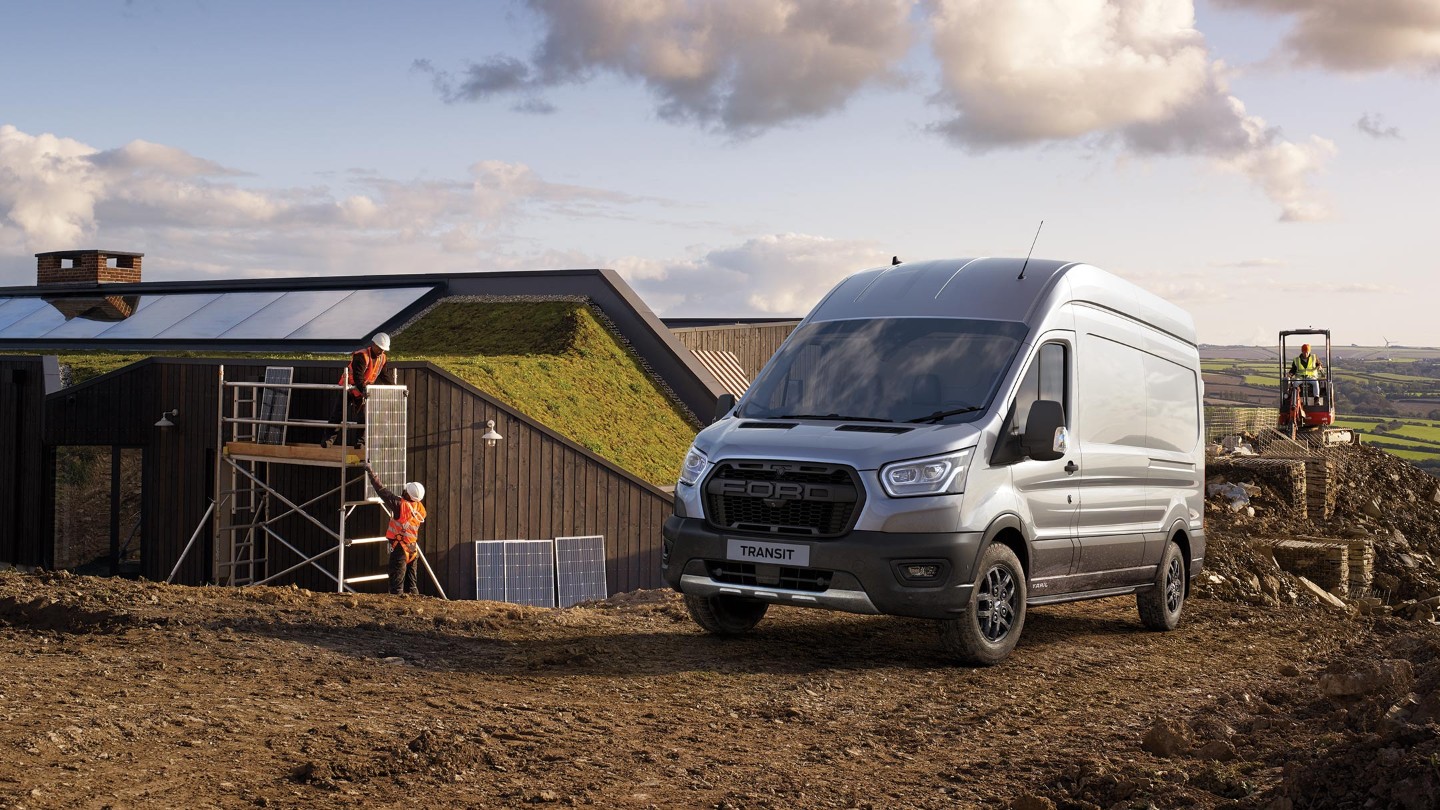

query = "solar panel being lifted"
[[0, 287, 433, 343]]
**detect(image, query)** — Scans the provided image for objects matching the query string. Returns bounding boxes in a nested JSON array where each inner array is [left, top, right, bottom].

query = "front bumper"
[[661, 516, 984, 620]]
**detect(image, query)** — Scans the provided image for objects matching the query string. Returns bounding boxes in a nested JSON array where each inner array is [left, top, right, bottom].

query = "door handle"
[[1064, 460, 1079, 475]]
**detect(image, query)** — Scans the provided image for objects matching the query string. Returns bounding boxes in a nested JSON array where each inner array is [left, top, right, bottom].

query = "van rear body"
[[662, 258, 1206, 664]]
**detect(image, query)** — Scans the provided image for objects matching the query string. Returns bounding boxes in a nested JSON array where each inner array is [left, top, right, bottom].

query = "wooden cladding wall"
[[41, 359, 672, 598], [398, 365, 673, 599], [669, 322, 798, 380], [0, 357, 47, 565]]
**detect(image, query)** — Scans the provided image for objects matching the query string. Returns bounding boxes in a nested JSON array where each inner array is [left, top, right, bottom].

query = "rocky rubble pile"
[[1200, 443, 1440, 619]]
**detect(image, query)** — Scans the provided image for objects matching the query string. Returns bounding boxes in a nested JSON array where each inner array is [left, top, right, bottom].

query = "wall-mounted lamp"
[[155, 408, 179, 429], [481, 419, 503, 448]]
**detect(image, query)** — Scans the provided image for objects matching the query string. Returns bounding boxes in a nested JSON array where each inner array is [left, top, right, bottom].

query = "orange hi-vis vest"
[[340, 349, 386, 399], [386, 499, 426, 564]]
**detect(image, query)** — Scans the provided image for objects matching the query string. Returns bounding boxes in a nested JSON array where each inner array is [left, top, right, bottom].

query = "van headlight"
[[678, 445, 710, 487], [880, 448, 975, 497]]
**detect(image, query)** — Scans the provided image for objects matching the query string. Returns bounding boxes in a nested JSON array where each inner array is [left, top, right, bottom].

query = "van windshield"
[[738, 318, 1028, 424]]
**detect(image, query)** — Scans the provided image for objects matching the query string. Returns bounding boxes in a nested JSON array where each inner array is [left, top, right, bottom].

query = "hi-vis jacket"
[[340, 348, 387, 399], [386, 499, 426, 564], [1290, 353, 1320, 379]]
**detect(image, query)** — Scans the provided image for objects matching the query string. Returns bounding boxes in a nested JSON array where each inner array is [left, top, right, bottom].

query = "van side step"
[[1027, 585, 1142, 607]]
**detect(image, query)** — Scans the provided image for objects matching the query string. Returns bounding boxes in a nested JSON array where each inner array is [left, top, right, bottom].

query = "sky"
[[0, 0, 1437, 346]]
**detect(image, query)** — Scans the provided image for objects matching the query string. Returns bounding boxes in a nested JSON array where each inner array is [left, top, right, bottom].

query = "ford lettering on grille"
[[709, 479, 850, 502], [703, 460, 864, 538]]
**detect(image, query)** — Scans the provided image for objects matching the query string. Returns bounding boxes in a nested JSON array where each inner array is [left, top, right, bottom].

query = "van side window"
[[1014, 342, 1068, 434]]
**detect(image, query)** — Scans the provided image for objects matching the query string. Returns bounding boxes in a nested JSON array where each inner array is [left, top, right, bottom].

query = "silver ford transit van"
[[661, 258, 1205, 665]]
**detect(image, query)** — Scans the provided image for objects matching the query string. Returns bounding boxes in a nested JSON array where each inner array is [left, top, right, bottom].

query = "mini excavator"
[[1277, 328, 1355, 444]]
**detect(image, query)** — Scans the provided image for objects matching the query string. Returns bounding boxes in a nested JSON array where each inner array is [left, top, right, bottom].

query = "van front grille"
[[703, 460, 861, 538]]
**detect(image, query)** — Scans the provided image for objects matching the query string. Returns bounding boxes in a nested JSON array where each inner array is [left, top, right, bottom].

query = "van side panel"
[[1070, 303, 1201, 583]]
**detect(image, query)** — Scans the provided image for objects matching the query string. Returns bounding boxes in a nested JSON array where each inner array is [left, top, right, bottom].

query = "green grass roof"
[[44, 301, 696, 487], [390, 301, 695, 486]]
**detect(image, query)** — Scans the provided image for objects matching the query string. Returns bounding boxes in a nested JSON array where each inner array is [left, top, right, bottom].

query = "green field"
[[1205, 345, 1440, 475]]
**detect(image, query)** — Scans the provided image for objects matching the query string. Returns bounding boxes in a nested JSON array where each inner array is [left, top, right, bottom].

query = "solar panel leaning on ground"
[[474, 540, 557, 608], [363, 385, 407, 504], [256, 367, 294, 445], [554, 535, 608, 607]]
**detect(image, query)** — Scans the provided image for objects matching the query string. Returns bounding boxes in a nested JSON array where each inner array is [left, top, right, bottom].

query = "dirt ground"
[[2, 443, 1438, 810]]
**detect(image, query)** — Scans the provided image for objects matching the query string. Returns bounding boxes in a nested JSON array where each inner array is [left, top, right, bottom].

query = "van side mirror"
[[1022, 400, 1067, 461], [713, 393, 737, 424]]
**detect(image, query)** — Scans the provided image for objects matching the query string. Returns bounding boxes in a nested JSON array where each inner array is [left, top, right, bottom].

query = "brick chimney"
[[36, 250, 143, 286]]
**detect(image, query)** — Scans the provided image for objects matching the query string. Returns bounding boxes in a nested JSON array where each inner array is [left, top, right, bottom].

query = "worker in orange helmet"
[[1287, 342, 1324, 400], [363, 460, 426, 595]]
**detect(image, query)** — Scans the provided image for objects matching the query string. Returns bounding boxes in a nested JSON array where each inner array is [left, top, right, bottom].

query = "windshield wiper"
[[906, 406, 982, 424], [777, 413, 895, 423]]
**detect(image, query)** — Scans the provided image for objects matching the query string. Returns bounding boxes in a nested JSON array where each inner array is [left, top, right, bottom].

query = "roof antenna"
[[1017, 220, 1044, 280], [891, 255, 901, 266]]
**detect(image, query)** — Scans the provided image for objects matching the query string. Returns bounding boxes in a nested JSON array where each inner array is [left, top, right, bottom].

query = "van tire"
[[685, 593, 768, 636], [939, 543, 1027, 666], [1137, 540, 1186, 631]]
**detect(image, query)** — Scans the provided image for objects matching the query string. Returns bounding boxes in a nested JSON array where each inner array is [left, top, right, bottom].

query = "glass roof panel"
[[0, 297, 50, 332], [0, 284, 435, 343], [218, 289, 353, 340], [283, 287, 431, 340], [155, 291, 286, 339], [94, 293, 222, 339], [41, 294, 153, 339], [0, 299, 69, 338]]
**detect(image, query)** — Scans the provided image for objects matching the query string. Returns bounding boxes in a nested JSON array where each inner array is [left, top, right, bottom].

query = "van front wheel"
[[940, 543, 1027, 666], [1137, 540, 1186, 631], [685, 593, 768, 636]]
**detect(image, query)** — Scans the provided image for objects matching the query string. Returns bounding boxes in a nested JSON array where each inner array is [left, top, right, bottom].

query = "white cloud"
[[613, 233, 890, 316], [0, 124, 643, 284], [1216, 0, 1440, 73], [417, 1, 1339, 222], [927, 0, 1210, 145], [926, 0, 1335, 221], [422, 0, 915, 137]]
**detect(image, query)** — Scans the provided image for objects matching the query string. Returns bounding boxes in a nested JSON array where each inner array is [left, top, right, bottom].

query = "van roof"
[[809, 257, 1196, 346]]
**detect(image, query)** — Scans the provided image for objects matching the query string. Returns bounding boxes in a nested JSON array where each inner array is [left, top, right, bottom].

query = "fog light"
[[895, 560, 947, 583]]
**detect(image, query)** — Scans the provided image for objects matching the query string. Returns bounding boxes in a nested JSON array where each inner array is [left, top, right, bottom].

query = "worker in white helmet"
[[323, 332, 396, 448], [363, 460, 426, 595]]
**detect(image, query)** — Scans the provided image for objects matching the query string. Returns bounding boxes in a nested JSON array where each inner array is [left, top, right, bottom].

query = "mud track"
[[0, 572, 1369, 809]]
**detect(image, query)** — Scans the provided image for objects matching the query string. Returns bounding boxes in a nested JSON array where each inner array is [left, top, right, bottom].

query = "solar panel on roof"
[[0, 299, 69, 338], [156, 291, 285, 339], [555, 535, 607, 607], [217, 290, 352, 339], [98, 293, 222, 338], [0, 298, 47, 331], [285, 288, 431, 340], [0, 285, 434, 344], [474, 539, 556, 608], [364, 385, 406, 503]]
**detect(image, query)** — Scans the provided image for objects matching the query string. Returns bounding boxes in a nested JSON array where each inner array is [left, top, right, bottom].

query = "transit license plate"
[[726, 539, 810, 567]]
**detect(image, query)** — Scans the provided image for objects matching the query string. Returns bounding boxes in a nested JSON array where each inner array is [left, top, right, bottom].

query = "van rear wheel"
[[940, 543, 1027, 666], [1137, 540, 1186, 631], [685, 593, 768, 636]]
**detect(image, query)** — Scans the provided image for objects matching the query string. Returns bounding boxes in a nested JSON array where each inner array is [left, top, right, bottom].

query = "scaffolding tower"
[[194, 365, 446, 597]]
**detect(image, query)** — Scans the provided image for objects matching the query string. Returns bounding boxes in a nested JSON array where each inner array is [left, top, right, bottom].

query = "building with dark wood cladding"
[[41, 358, 672, 596], [0, 250, 717, 599]]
